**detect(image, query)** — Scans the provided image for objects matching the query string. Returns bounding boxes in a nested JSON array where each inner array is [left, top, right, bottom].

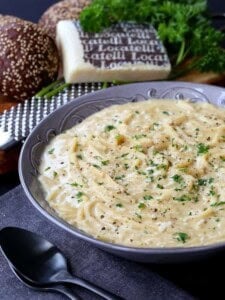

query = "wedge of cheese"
[[56, 21, 171, 83]]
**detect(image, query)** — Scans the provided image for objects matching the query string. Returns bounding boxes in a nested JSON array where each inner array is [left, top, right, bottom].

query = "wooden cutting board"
[[1, 72, 225, 175]]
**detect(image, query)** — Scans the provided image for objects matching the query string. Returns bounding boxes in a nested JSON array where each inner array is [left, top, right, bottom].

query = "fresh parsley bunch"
[[80, 0, 225, 75]]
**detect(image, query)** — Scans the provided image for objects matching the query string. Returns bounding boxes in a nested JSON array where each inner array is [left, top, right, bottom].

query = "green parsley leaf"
[[173, 194, 191, 202], [76, 192, 84, 198], [172, 174, 184, 184], [138, 203, 146, 209], [48, 148, 55, 154], [104, 125, 116, 132], [174, 232, 190, 243], [133, 145, 144, 153], [133, 134, 147, 140], [157, 184, 164, 189], [70, 182, 79, 187], [198, 178, 214, 186], [197, 143, 209, 155], [124, 163, 129, 169], [135, 212, 142, 220], [197, 179, 207, 186], [92, 164, 101, 169], [115, 175, 125, 180], [162, 111, 170, 115], [143, 195, 153, 200], [210, 201, 225, 207]]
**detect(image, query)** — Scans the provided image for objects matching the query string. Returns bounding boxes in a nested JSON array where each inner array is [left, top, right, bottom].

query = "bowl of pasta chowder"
[[19, 81, 225, 263]]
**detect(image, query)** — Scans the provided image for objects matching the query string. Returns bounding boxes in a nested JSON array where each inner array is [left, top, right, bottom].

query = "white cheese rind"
[[56, 21, 171, 83]]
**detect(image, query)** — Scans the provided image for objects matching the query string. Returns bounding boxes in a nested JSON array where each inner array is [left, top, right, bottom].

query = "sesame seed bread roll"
[[0, 15, 59, 101], [38, 0, 91, 39]]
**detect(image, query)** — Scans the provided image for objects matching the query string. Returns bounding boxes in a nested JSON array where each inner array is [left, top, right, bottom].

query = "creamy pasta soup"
[[39, 99, 225, 247]]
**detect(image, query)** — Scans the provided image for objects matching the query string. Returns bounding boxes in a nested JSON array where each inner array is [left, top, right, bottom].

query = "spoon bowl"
[[0, 227, 67, 284], [9, 265, 79, 300], [0, 227, 121, 300]]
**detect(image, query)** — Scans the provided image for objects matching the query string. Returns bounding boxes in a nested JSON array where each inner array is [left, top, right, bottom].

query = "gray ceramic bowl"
[[19, 81, 225, 263]]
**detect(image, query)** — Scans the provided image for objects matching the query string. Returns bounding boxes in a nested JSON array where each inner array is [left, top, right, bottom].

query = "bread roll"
[[39, 0, 91, 39], [0, 15, 59, 101]]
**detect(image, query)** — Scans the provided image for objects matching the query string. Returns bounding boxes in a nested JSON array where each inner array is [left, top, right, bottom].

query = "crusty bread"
[[0, 15, 59, 101], [39, 0, 91, 39], [0, 146, 21, 175]]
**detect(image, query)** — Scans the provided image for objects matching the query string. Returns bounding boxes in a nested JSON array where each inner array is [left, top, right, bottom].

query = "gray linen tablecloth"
[[0, 185, 193, 300]]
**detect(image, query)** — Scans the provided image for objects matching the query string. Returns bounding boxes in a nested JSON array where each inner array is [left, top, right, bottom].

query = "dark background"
[[1, 1, 225, 299], [0, 0, 225, 23]]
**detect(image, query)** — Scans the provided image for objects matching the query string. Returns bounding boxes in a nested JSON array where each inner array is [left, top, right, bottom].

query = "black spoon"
[[10, 265, 80, 300], [0, 227, 122, 300]]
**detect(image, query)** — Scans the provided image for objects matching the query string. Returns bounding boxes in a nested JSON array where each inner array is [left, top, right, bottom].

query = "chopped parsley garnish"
[[143, 195, 153, 200], [198, 178, 214, 186], [133, 145, 144, 153], [197, 143, 209, 155], [173, 194, 191, 202], [138, 203, 146, 209], [53, 171, 58, 177], [209, 186, 216, 196], [133, 134, 147, 140], [44, 167, 51, 171], [147, 169, 154, 175], [157, 184, 164, 189], [135, 212, 142, 220], [115, 175, 125, 180], [76, 154, 83, 160], [172, 174, 183, 184], [174, 232, 190, 243], [197, 178, 207, 186], [116, 203, 123, 208], [124, 163, 129, 169], [178, 167, 188, 173], [48, 148, 55, 154], [162, 111, 169, 115], [137, 170, 146, 175], [101, 160, 109, 166], [70, 182, 79, 187], [121, 153, 129, 157], [104, 125, 116, 132], [92, 164, 101, 169], [210, 201, 225, 207], [156, 164, 167, 170], [76, 192, 84, 198], [208, 178, 214, 184], [149, 160, 158, 167]]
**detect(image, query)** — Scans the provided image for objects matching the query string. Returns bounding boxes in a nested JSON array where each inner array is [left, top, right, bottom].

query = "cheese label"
[[73, 22, 170, 69]]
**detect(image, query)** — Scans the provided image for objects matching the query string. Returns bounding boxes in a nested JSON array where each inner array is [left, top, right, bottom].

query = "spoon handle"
[[57, 272, 122, 300], [52, 285, 81, 300]]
